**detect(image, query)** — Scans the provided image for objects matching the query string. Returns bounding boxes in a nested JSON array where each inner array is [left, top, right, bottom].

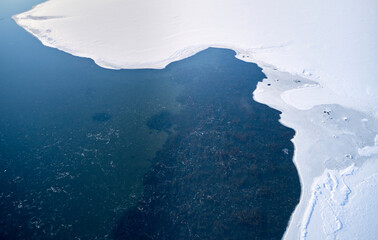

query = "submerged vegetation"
[[114, 48, 300, 240]]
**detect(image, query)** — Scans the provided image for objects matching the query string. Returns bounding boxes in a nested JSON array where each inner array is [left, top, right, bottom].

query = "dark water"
[[0, 1, 181, 239], [113, 50, 300, 240], [0, 1, 300, 239]]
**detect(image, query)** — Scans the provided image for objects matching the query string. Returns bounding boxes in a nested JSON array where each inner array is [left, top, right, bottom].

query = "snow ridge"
[[301, 165, 357, 240]]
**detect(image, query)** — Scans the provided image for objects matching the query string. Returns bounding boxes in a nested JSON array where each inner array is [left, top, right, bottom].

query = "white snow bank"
[[252, 63, 378, 240], [13, 0, 378, 115], [13, 0, 378, 239]]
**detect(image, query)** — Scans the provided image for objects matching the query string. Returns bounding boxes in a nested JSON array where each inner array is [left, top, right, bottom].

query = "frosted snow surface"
[[301, 161, 377, 240], [13, 0, 378, 239]]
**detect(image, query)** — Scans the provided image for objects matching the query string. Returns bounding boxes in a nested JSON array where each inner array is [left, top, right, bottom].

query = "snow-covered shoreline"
[[13, 0, 378, 239], [251, 59, 378, 239]]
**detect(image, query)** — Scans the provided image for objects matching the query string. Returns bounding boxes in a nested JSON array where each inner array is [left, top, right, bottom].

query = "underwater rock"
[[92, 112, 111, 122]]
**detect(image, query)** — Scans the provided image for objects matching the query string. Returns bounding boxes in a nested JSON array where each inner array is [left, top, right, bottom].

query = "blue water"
[[1, 1, 182, 238], [0, 1, 300, 239]]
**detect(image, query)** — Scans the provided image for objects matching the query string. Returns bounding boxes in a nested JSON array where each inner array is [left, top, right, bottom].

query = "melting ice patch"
[[358, 134, 378, 157]]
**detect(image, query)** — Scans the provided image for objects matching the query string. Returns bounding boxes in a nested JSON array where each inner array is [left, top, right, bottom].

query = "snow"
[[301, 160, 378, 240], [13, 0, 378, 239], [252, 63, 378, 240], [358, 134, 378, 157], [280, 85, 337, 111]]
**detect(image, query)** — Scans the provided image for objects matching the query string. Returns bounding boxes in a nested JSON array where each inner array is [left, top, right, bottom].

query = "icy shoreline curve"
[[13, 0, 378, 239]]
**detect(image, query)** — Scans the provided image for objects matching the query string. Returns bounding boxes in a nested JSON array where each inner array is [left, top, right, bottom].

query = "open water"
[[0, 1, 300, 239]]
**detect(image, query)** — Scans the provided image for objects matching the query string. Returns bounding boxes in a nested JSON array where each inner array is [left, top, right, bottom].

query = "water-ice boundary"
[[12, 3, 378, 238], [250, 54, 378, 239]]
